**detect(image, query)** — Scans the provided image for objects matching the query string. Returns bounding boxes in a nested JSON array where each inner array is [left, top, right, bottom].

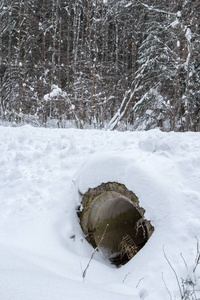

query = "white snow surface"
[[0, 125, 200, 300]]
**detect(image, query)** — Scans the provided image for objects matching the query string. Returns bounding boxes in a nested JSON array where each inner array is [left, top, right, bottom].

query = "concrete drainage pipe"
[[78, 182, 154, 266]]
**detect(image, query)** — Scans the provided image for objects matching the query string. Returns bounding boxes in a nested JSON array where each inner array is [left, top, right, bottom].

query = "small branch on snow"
[[193, 237, 200, 273], [82, 224, 109, 281], [163, 246, 183, 299], [136, 277, 144, 288], [122, 272, 131, 283], [162, 272, 173, 300]]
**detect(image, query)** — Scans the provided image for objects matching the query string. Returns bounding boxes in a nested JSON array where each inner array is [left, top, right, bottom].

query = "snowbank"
[[0, 126, 200, 300]]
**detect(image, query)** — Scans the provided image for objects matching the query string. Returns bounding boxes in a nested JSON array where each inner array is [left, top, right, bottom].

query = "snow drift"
[[0, 125, 200, 300]]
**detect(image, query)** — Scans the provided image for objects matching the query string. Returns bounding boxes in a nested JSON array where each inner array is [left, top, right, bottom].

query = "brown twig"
[[163, 246, 183, 299], [82, 224, 109, 281]]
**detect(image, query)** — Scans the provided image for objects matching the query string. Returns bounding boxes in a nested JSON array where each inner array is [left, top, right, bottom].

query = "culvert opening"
[[78, 182, 154, 266]]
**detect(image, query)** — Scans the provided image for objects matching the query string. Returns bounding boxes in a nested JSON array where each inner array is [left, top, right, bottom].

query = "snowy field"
[[0, 125, 200, 300]]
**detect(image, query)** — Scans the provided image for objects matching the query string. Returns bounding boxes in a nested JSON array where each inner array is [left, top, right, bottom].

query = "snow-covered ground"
[[0, 125, 200, 300]]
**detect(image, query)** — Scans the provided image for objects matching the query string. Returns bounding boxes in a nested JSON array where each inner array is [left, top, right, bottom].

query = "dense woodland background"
[[0, 0, 199, 131]]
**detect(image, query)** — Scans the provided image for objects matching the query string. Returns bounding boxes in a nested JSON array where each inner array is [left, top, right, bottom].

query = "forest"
[[0, 0, 199, 131]]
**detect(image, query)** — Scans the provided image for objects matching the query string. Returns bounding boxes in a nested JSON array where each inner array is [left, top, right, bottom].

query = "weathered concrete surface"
[[78, 182, 154, 265]]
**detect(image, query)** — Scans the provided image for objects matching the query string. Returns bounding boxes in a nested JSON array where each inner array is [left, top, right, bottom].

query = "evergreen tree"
[[0, 0, 199, 130]]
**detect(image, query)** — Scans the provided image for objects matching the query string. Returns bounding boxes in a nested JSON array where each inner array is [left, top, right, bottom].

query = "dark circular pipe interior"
[[78, 183, 154, 266]]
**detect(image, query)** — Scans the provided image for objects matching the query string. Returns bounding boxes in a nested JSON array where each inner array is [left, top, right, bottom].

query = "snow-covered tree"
[[109, 0, 200, 131], [0, 0, 199, 131]]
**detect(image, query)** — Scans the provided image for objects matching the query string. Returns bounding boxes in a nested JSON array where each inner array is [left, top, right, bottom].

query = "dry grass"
[[119, 234, 138, 260]]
